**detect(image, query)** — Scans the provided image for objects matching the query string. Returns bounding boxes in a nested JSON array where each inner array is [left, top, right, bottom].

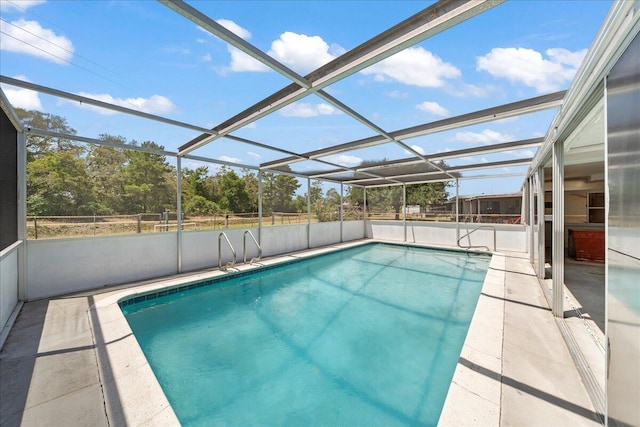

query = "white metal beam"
[[178, 0, 505, 155], [263, 93, 562, 168], [158, 0, 310, 89], [307, 137, 543, 179], [0, 76, 216, 135]]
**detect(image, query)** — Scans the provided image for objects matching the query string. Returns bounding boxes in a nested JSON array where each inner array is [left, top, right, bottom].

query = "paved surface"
[[0, 247, 602, 426], [499, 253, 601, 426], [565, 259, 605, 333]]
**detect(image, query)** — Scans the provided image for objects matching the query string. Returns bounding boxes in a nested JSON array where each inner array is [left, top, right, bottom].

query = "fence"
[[366, 212, 521, 224], [25, 211, 362, 239], [27, 214, 162, 239], [27, 209, 518, 240]]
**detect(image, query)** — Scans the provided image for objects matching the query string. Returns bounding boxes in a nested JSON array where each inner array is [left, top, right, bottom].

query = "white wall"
[[342, 220, 366, 242], [259, 224, 308, 258], [367, 220, 527, 252], [0, 241, 20, 335], [27, 233, 177, 300], [181, 227, 259, 272], [23, 220, 523, 301], [309, 222, 340, 247]]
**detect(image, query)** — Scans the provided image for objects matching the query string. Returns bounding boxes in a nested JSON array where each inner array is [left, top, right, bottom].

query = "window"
[[588, 192, 605, 223]]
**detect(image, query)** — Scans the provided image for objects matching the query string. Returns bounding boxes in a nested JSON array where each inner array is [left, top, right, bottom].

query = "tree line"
[[18, 108, 449, 219]]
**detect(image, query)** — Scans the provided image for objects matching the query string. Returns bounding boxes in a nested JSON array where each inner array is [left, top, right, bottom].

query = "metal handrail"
[[243, 230, 262, 264], [218, 232, 236, 270], [457, 225, 496, 252]]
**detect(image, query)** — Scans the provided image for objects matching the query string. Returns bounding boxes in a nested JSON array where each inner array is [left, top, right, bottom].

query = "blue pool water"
[[121, 243, 490, 426]]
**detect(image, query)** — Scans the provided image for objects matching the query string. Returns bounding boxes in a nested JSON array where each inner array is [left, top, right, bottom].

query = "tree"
[[182, 166, 213, 201], [261, 169, 301, 214], [315, 187, 341, 222], [16, 108, 82, 161], [309, 180, 323, 205], [407, 182, 449, 207], [27, 151, 93, 215], [86, 134, 127, 214], [183, 195, 220, 215], [217, 169, 252, 213], [347, 182, 450, 219], [242, 169, 259, 212], [121, 141, 174, 213], [181, 166, 218, 215]]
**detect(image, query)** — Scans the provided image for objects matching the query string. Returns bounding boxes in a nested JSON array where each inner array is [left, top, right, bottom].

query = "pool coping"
[[88, 239, 502, 426]]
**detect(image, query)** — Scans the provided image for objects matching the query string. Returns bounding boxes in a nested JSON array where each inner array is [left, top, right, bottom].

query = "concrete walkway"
[[499, 253, 601, 426], [0, 248, 602, 426]]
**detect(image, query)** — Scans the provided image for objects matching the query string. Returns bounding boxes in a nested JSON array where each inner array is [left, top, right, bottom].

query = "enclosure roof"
[[0, 0, 614, 190]]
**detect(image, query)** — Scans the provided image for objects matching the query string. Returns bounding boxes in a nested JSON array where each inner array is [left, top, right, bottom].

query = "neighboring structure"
[[443, 192, 522, 223]]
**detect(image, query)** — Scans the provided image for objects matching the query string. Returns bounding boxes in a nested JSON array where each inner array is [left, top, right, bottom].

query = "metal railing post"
[[176, 156, 183, 273], [218, 232, 237, 270], [243, 230, 262, 264]]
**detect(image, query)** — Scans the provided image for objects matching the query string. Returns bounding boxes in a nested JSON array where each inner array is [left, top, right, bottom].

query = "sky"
[[0, 0, 613, 197]]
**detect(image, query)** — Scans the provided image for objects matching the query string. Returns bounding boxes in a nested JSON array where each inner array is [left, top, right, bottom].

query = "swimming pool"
[[121, 243, 490, 426]]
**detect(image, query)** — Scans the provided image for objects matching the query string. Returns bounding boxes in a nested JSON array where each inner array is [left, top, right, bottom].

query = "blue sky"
[[0, 0, 612, 197]]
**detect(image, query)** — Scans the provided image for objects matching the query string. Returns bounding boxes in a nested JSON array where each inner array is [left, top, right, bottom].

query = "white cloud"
[[324, 154, 362, 166], [247, 151, 261, 160], [476, 47, 587, 93], [215, 19, 252, 40], [444, 82, 497, 98], [0, 0, 45, 11], [211, 25, 343, 75], [386, 90, 408, 99], [228, 46, 270, 72], [211, 19, 269, 73], [201, 53, 212, 62], [404, 145, 426, 156], [458, 156, 489, 164], [454, 129, 514, 144], [66, 92, 176, 115], [2, 75, 43, 110], [219, 155, 242, 163], [415, 101, 449, 117], [546, 48, 586, 68], [279, 102, 341, 118], [361, 47, 460, 87], [507, 149, 536, 158], [268, 32, 341, 74], [0, 19, 74, 64]]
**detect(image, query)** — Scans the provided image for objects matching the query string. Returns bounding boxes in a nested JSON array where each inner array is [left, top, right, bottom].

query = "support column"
[[363, 187, 367, 238], [402, 184, 407, 242], [340, 183, 344, 243], [455, 178, 460, 243], [176, 156, 182, 273], [537, 166, 546, 279], [257, 170, 262, 245], [307, 177, 311, 249], [529, 175, 535, 265], [17, 131, 27, 301], [552, 142, 564, 317]]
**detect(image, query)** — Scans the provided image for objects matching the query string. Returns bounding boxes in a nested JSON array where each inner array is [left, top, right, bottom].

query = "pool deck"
[[0, 240, 602, 426]]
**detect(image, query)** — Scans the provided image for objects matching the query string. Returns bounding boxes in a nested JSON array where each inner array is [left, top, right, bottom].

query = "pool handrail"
[[243, 230, 262, 264], [457, 224, 496, 252], [218, 232, 237, 270]]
